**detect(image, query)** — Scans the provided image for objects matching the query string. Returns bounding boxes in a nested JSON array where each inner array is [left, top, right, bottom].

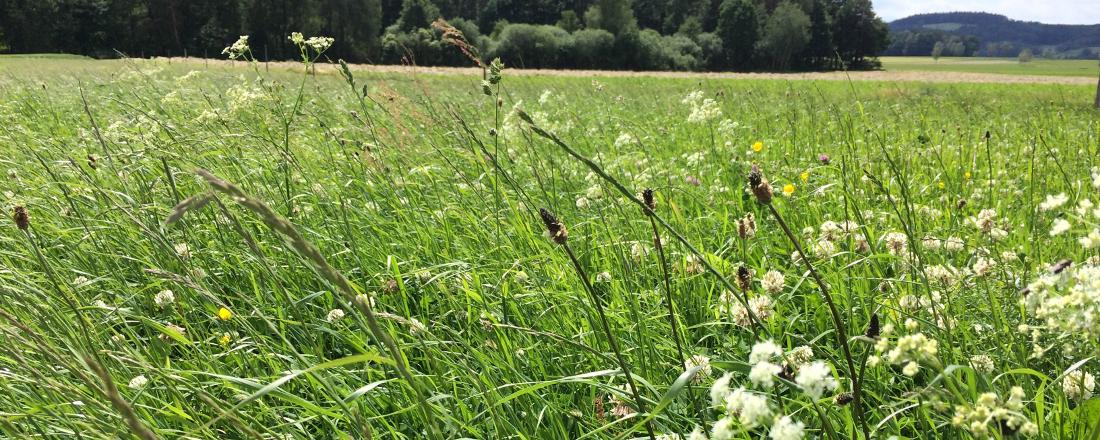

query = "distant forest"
[[886, 12, 1100, 59], [0, 0, 891, 71]]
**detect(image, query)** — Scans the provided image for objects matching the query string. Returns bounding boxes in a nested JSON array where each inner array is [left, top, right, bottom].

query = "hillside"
[[886, 12, 1100, 58]]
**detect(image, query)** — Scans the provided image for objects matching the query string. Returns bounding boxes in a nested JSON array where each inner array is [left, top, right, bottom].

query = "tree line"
[[0, 0, 890, 71]]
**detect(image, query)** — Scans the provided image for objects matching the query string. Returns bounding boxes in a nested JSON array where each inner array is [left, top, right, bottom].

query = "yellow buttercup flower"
[[783, 183, 795, 196], [752, 141, 764, 152], [800, 171, 809, 182], [217, 307, 233, 321], [937, 181, 945, 189], [964, 171, 971, 180], [219, 333, 232, 346]]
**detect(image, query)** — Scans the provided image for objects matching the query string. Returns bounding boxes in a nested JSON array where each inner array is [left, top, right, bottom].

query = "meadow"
[[880, 56, 1100, 78], [1, 50, 1099, 440]]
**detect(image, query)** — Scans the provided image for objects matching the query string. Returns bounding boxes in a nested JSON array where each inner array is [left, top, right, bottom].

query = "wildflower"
[[711, 373, 733, 406], [687, 98, 722, 123], [1050, 218, 1071, 236], [1079, 229, 1100, 249], [782, 184, 795, 197], [794, 361, 837, 400], [575, 197, 590, 209], [971, 209, 997, 233], [818, 154, 830, 164], [326, 309, 345, 323], [768, 416, 805, 440], [902, 361, 919, 376], [786, 346, 814, 368], [222, 35, 250, 59], [972, 257, 996, 277], [685, 354, 712, 383], [883, 232, 908, 255], [750, 340, 783, 364], [711, 416, 736, 440], [304, 36, 335, 51], [596, 271, 612, 283], [174, 243, 191, 258], [288, 32, 305, 45], [1063, 370, 1095, 401], [217, 307, 232, 321], [749, 361, 782, 387], [154, 290, 175, 308], [812, 239, 835, 258], [613, 132, 636, 147], [752, 141, 764, 152], [630, 242, 648, 260], [799, 171, 809, 182], [219, 333, 232, 346], [687, 427, 707, 440], [1040, 193, 1069, 211], [128, 375, 148, 389], [761, 270, 785, 294], [970, 354, 994, 373], [964, 171, 972, 180], [12, 206, 28, 231]]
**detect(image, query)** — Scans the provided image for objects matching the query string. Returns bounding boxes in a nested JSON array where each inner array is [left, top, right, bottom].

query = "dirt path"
[[161, 57, 1097, 86]]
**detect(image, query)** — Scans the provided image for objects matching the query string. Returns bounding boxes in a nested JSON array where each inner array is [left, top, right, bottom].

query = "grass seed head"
[[12, 206, 28, 231], [539, 208, 568, 244]]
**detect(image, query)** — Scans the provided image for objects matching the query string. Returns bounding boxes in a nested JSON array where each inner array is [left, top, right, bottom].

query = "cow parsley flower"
[[222, 35, 250, 59]]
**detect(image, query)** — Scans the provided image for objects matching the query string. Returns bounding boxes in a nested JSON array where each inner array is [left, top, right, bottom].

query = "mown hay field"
[[1, 56, 1099, 439]]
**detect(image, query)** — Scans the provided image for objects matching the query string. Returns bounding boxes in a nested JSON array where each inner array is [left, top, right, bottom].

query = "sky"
[[873, 0, 1100, 25]]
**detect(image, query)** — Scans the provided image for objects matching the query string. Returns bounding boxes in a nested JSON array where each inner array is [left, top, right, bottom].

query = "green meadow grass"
[[1, 57, 1099, 439], [881, 56, 1100, 78]]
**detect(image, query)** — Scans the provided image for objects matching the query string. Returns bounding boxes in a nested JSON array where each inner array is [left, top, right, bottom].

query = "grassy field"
[[881, 56, 1100, 78], [1, 54, 1099, 439]]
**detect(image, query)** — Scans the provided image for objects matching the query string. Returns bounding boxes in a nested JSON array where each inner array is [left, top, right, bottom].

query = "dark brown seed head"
[[835, 392, 854, 406], [87, 155, 97, 169], [1051, 259, 1073, 274], [778, 363, 796, 381], [13, 206, 29, 231], [642, 188, 656, 212], [748, 164, 773, 204], [539, 208, 568, 244], [865, 313, 880, 339], [736, 265, 752, 292], [383, 279, 399, 294]]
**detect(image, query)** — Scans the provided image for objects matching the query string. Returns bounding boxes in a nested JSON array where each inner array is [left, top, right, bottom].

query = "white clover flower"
[[154, 290, 175, 308], [326, 309, 345, 323], [711, 416, 736, 440], [750, 340, 783, 364], [768, 415, 805, 440], [902, 361, 919, 376], [882, 232, 908, 255], [761, 270, 785, 294], [1040, 193, 1069, 211], [687, 426, 707, 440], [595, 271, 612, 283], [174, 243, 191, 258], [1063, 370, 1095, 401], [1050, 218, 1071, 236], [972, 257, 996, 277], [971, 209, 997, 233], [710, 373, 733, 406], [685, 354, 712, 383], [749, 361, 782, 387], [944, 236, 965, 251], [613, 132, 636, 148], [969, 354, 994, 373], [812, 239, 835, 258], [630, 242, 649, 260], [786, 346, 814, 368], [575, 197, 590, 209], [128, 375, 148, 389], [737, 392, 772, 428], [1079, 229, 1100, 249], [795, 361, 837, 400]]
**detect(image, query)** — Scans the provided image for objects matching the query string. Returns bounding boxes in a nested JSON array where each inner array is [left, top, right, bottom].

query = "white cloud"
[[874, 0, 1100, 25]]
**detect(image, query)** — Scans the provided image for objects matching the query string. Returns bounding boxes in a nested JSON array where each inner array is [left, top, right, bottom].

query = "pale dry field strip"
[[162, 56, 1098, 85]]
